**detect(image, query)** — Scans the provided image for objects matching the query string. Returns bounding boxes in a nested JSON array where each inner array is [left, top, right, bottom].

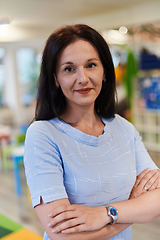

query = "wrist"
[[105, 205, 118, 225], [100, 206, 112, 226]]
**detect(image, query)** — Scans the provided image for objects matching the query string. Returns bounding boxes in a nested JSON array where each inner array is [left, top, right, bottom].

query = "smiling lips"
[[75, 88, 92, 94]]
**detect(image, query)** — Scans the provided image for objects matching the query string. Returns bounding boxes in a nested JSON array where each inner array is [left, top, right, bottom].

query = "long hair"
[[35, 24, 116, 121]]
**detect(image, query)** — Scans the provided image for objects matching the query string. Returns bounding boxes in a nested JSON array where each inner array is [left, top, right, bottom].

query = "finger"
[[61, 224, 85, 234], [52, 218, 84, 233], [146, 172, 159, 189], [48, 210, 78, 228], [48, 205, 76, 218], [149, 180, 158, 191], [138, 169, 158, 189], [134, 168, 151, 187], [155, 170, 160, 188], [143, 170, 159, 191]]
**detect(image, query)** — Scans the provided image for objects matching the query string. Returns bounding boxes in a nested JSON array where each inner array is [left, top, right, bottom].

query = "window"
[[0, 48, 5, 106], [16, 48, 40, 105]]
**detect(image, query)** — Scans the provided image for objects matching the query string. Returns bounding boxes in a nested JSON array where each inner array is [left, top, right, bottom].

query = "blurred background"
[[0, 0, 160, 239]]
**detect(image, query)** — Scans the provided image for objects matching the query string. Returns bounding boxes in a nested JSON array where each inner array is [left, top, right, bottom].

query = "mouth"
[[75, 88, 92, 94]]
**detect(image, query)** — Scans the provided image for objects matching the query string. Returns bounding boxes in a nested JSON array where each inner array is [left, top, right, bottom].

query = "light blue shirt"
[[24, 114, 158, 240]]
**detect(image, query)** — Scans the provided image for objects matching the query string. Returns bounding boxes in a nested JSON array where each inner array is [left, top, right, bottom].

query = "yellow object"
[[115, 64, 126, 83], [1, 229, 43, 240], [27, 185, 32, 204]]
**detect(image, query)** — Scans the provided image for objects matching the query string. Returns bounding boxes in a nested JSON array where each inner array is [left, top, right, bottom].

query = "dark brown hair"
[[35, 24, 116, 120]]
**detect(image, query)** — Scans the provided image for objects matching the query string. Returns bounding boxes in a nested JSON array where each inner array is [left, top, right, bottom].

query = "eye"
[[87, 63, 96, 68], [64, 66, 74, 72]]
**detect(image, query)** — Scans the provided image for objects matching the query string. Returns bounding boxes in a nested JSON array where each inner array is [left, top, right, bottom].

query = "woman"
[[24, 24, 160, 240]]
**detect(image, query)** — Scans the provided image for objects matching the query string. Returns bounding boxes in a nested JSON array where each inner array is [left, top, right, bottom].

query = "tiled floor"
[[0, 151, 160, 240]]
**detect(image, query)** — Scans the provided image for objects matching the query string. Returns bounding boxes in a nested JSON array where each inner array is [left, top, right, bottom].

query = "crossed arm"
[[35, 168, 160, 240]]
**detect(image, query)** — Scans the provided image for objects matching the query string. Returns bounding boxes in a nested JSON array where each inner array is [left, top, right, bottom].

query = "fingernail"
[[52, 229, 57, 233], [48, 213, 52, 217], [47, 223, 51, 227]]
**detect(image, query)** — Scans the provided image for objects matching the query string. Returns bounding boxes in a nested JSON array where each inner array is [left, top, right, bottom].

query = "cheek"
[[96, 66, 104, 78], [94, 71, 104, 86], [59, 77, 74, 92]]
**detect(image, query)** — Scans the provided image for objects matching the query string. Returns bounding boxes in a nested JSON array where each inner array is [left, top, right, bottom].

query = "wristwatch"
[[106, 205, 118, 225]]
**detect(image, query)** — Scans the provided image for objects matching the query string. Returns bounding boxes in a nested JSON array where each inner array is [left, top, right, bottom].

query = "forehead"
[[59, 40, 100, 62]]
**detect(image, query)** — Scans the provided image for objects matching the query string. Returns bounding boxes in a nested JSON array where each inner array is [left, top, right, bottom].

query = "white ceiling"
[[1, 0, 160, 42]]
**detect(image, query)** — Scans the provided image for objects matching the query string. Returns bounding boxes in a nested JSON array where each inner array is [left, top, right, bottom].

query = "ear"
[[102, 69, 106, 82], [54, 74, 60, 88]]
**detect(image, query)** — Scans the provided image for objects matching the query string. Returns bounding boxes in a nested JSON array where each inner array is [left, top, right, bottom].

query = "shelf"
[[133, 71, 160, 152], [136, 125, 160, 134], [143, 142, 160, 152]]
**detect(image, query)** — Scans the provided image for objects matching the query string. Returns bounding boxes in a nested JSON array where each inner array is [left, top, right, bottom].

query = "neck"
[[61, 104, 97, 126], [60, 105, 104, 137]]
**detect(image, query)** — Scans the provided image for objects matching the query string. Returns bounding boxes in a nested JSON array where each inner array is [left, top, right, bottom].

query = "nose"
[[77, 67, 88, 84]]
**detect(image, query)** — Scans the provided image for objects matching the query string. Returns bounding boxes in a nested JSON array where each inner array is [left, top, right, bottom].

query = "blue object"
[[140, 50, 160, 70], [12, 146, 24, 195], [138, 76, 160, 109], [13, 155, 23, 195]]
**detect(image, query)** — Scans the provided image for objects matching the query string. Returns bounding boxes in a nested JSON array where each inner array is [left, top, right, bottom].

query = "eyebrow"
[[88, 58, 98, 62], [61, 58, 98, 66], [61, 61, 73, 66]]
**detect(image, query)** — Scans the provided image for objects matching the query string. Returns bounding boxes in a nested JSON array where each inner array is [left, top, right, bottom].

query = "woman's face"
[[55, 39, 105, 111]]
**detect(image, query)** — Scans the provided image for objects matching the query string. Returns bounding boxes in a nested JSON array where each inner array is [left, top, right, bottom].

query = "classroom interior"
[[0, 1, 160, 239]]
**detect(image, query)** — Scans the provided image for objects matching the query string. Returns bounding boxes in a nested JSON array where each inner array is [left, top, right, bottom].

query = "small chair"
[[0, 124, 11, 171], [12, 145, 24, 195], [1, 142, 13, 171], [0, 135, 10, 171]]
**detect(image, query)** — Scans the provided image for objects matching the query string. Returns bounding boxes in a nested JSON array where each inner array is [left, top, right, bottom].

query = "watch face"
[[110, 208, 118, 216]]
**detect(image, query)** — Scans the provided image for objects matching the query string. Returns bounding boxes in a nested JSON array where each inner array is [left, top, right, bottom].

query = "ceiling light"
[[0, 17, 10, 25], [0, 24, 9, 36], [102, 29, 129, 45], [119, 26, 128, 34], [0, 18, 10, 37]]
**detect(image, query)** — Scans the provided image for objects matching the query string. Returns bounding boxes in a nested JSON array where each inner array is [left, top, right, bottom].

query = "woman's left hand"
[[48, 204, 109, 234], [129, 168, 160, 199]]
